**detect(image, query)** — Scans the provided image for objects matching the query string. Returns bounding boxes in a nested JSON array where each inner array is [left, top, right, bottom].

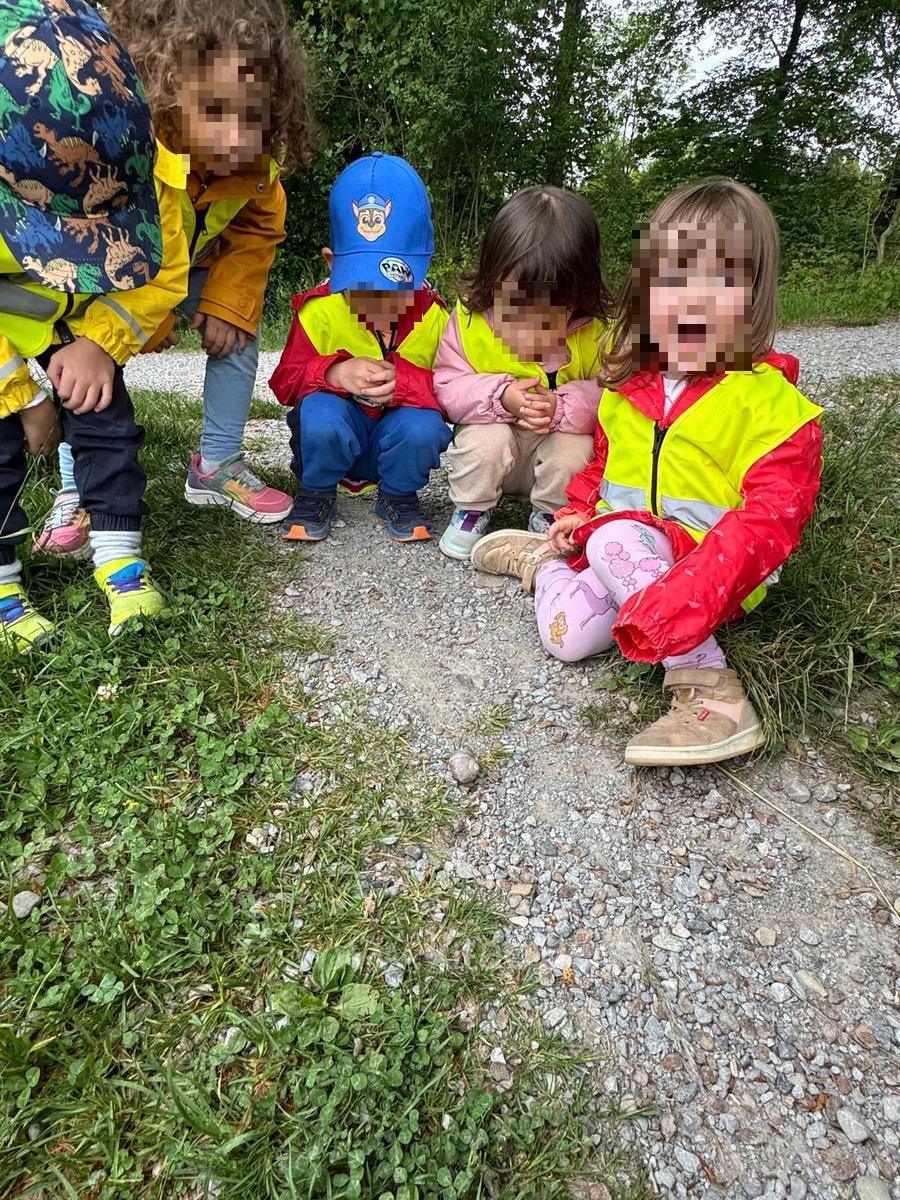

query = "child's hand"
[[20, 396, 61, 456], [517, 384, 558, 433], [327, 357, 396, 404], [500, 376, 541, 419], [191, 313, 251, 358], [549, 513, 589, 554], [151, 329, 181, 352], [46, 337, 115, 414]]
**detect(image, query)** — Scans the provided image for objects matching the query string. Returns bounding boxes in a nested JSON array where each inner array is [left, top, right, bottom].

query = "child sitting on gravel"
[[471, 178, 823, 768], [433, 186, 613, 561], [36, 0, 318, 553], [270, 153, 451, 543]]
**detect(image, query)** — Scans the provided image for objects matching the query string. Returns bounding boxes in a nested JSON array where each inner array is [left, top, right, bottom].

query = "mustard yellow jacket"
[[0, 145, 189, 418], [144, 145, 287, 349]]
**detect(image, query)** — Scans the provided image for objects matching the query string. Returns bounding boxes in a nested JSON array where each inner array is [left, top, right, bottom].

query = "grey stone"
[[754, 926, 777, 947], [836, 1107, 871, 1143], [742, 1179, 764, 1198], [544, 1006, 567, 1028], [798, 927, 820, 945], [673, 1146, 700, 1175], [769, 983, 792, 1004], [855, 1180, 890, 1200], [782, 779, 811, 803], [448, 751, 480, 785], [882, 1095, 900, 1124], [11, 891, 41, 919]]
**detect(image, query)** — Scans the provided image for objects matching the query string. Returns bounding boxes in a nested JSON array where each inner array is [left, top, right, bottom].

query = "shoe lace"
[[228, 462, 266, 493], [46, 493, 81, 530], [107, 562, 148, 596], [0, 592, 30, 626], [382, 493, 423, 521], [289, 491, 333, 522]]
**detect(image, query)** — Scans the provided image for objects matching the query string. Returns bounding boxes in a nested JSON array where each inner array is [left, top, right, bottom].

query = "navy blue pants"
[[288, 391, 450, 495], [0, 356, 146, 565]]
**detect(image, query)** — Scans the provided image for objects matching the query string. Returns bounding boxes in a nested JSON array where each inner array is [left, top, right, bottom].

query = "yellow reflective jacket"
[[0, 144, 189, 418], [453, 300, 605, 387], [595, 363, 823, 611]]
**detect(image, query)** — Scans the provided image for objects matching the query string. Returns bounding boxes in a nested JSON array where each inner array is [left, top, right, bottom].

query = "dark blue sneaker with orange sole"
[[281, 488, 337, 542], [374, 488, 432, 542]]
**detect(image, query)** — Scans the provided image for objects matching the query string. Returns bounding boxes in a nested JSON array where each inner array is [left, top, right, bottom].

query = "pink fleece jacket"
[[433, 307, 601, 433]]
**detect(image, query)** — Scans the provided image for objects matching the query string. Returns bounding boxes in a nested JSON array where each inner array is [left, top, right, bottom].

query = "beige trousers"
[[446, 423, 594, 513]]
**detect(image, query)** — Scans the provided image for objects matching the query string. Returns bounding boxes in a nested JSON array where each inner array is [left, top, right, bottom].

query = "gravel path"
[[124, 320, 900, 398], [128, 332, 900, 1198], [235, 410, 900, 1200]]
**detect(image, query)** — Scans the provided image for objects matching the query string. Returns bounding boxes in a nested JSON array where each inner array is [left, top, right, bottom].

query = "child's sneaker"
[[32, 490, 91, 557], [439, 507, 492, 560], [374, 488, 432, 542], [184, 454, 292, 523], [470, 529, 560, 593], [281, 488, 337, 542], [338, 476, 378, 496], [94, 558, 166, 636], [624, 667, 765, 766], [0, 583, 55, 653], [528, 510, 554, 536]]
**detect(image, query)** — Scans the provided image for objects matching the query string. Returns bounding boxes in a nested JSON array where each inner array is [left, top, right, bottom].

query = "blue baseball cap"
[[328, 152, 433, 292]]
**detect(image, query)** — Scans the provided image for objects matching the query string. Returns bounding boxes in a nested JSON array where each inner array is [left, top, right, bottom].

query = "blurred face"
[[644, 224, 752, 375], [347, 289, 415, 325], [176, 46, 269, 175], [493, 279, 569, 362]]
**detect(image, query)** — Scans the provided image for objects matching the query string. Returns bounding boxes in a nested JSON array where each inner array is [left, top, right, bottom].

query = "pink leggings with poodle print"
[[534, 519, 726, 669]]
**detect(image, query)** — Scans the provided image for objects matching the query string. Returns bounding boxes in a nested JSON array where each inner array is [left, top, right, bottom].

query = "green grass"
[[1, 394, 647, 1200], [779, 262, 900, 327], [583, 375, 900, 846]]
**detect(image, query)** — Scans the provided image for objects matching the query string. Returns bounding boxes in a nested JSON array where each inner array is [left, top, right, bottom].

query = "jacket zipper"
[[650, 422, 667, 516]]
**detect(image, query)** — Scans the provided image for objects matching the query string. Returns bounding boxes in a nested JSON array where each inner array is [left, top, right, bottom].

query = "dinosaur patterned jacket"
[[0, 146, 188, 418]]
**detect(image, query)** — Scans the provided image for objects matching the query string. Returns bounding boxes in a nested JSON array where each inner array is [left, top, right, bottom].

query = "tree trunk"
[[543, 0, 586, 186]]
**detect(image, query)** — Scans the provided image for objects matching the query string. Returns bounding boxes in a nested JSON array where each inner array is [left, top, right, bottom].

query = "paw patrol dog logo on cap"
[[352, 193, 392, 242]]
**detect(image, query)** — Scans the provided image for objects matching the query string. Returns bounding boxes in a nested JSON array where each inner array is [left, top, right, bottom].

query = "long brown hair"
[[105, 0, 321, 174], [602, 177, 780, 385], [464, 186, 614, 321]]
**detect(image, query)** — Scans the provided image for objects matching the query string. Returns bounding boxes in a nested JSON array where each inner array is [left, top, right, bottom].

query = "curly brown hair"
[[105, 0, 320, 174], [464, 186, 614, 322]]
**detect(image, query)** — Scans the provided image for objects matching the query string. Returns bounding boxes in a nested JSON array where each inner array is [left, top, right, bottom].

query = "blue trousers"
[[288, 391, 450, 495]]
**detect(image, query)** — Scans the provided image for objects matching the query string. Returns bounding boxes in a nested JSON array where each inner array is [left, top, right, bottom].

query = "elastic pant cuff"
[[89, 514, 143, 532]]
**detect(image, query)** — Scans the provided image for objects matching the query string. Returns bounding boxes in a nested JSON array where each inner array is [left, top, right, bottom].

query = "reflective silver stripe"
[[600, 479, 648, 511], [660, 495, 733, 531], [94, 296, 148, 344], [0, 281, 59, 320], [764, 567, 781, 587], [0, 353, 26, 382]]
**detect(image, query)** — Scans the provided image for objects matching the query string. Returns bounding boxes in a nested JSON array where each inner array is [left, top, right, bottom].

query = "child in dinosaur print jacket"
[[0, 0, 189, 650]]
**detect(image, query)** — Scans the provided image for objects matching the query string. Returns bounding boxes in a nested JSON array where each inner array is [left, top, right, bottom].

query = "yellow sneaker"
[[94, 557, 165, 636], [0, 582, 55, 653]]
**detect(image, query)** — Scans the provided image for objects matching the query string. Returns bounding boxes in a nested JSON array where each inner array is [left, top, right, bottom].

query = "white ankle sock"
[[200, 455, 221, 474], [90, 531, 142, 570], [0, 559, 23, 586]]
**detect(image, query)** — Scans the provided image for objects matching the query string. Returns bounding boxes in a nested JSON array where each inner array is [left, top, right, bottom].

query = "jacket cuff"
[[143, 312, 177, 354], [196, 296, 260, 336], [0, 371, 44, 417], [489, 375, 516, 422], [315, 351, 352, 394]]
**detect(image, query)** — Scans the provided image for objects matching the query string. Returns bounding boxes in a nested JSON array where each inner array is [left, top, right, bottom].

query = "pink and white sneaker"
[[33, 489, 91, 557], [184, 453, 292, 524]]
